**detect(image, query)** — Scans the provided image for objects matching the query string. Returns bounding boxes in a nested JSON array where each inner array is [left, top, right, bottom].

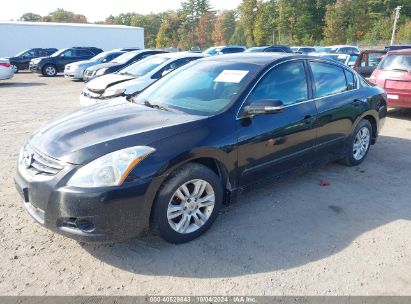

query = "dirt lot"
[[0, 73, 410, 296]]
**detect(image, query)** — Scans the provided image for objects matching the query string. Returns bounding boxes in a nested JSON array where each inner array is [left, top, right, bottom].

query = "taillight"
[[0, 62, 10, 68]]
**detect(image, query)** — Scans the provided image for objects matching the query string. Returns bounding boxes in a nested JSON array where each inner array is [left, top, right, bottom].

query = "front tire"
[[341, 119, 372, 166], [42, 64, 57, 77], [11, 65, 18, 73], [152, 163, 223, 243]]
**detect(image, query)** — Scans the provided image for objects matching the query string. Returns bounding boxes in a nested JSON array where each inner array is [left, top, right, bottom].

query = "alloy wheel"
[[353, 126, 370, 161], [45, 66, 56, 76], [167, 179, 215, 234]]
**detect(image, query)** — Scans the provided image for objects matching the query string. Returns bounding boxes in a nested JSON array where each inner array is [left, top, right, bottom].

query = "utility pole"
[[390, 6, 402, 46]]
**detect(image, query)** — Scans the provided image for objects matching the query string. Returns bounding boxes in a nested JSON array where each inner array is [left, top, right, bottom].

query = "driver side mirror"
[[243, 99, 285, 116]]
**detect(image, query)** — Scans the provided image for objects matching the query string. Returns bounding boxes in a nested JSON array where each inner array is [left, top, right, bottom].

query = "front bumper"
[[80, 89, 102, 106], [64, 68, 84, 80], [29, 63, 42, 74], [14, 162, 154, 243], [83, 71, 98, 82]]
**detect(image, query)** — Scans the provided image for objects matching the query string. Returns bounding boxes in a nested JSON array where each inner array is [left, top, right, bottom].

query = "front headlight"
[[95, 68, 108, 76], [102, 88, 125, 98], [67, 146, 155, 188]]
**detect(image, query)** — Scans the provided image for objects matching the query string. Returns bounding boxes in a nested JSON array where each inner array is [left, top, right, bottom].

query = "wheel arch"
[[362, 114, 377, 144], [144, 151, 236, 228]]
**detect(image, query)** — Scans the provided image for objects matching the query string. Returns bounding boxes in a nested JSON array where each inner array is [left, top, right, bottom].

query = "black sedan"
[[15, 53, 387, 244], [83, 50, 166, 82]]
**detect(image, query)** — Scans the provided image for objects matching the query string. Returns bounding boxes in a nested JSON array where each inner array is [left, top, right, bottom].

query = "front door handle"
[[352, 98, 367, 107], [303, 115, 315, 124]]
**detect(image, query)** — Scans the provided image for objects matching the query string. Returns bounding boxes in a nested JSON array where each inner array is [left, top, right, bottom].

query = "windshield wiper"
[[143, 100, 171, 112]]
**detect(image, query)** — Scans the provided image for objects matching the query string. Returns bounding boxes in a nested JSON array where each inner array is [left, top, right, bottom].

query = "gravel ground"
[[0, 73, 410, 296]]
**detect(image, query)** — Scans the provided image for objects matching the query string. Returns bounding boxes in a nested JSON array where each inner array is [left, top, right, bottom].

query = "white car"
[[80, 52, 206, 106], [0, 58, 14, 80]]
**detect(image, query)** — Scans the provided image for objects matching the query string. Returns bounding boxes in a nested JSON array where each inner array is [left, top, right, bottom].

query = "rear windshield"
[[379, 54, 411, 71]]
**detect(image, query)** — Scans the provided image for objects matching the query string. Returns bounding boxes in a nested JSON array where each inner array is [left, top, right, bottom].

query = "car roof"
[[153, 52, 206, 60], [128, 49, 166, 55], [200, 53, 306, 65], [331, 45, 358, 48], [361, 49, 386, 53], [387, 49, 411, 55]]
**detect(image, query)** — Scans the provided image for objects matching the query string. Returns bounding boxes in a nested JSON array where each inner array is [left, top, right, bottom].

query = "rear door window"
[[310, 61, 348, 98], [344, 70, 356, 90], [76, 50, 93, 57]]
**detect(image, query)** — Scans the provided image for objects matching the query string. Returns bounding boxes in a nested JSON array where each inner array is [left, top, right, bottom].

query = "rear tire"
[[152, 163, 223, 244], [42, 64, 57, 77], [341, 119, 372, 166]]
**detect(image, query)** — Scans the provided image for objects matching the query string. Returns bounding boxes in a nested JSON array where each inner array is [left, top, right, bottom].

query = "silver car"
[[64, 51, 125, 81], [0, 58, 14, 80]]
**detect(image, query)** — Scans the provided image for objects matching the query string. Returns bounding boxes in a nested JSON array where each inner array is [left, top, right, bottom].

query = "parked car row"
[[15, 52, 388, 244], [80, 52, 205, 105]]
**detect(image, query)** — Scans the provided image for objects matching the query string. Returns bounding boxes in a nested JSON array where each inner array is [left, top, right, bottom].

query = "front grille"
[[22, 145, 64, 176]]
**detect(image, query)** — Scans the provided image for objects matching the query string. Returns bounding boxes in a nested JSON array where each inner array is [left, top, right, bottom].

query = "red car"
[[369, 49, 411, 108]]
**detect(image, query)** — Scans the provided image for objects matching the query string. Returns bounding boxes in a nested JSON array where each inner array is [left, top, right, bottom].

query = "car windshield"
[[204, 47, 220, 55], [112, 52, 138, 64], [51, 49, 67, 57], [317, 47, 333, 53], [379, 54, 411, 71], [132, 60, 259, 115], [245, 47, 265, 53], [15, 49, 30, 57], [119, 56, 170, 77], [90, 52, 110, 62]]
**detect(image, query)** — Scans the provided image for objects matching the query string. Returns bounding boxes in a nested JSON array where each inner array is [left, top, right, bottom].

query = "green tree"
[[46, 9, 87, 23], [212, 10, 236, 45], [238, 0, 258, 46], [19, 13, 42, 22], [197, 11, 216, 48], [177, 0, 214, 49], [156, 12, 181, 48], [398, 19, 411, 42], [324, 0, 350, 44], [229, 22, 247, 45], [253, 1, 277, 46], [130, 13, 163, 48]]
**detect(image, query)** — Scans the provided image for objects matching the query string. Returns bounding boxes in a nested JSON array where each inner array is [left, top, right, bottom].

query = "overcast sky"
[[1, 0, 241, 22]]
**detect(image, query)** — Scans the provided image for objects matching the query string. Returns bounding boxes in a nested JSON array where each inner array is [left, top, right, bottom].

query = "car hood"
[[86, 62, 120, 72], [69, 60, 96, 68], [29, 101, 204, 164], [86, 73, 136, 91]]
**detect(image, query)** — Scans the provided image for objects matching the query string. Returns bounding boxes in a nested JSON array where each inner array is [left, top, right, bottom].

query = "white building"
[[0, 21, 144, 57]]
